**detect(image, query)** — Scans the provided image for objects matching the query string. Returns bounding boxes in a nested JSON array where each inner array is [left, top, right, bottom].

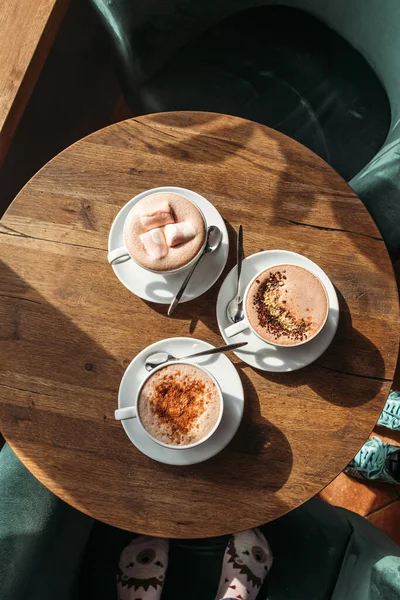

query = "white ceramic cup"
[[225, 264, 329, 346], [107, 194, 207, 274], [114, 361, 224, 450]]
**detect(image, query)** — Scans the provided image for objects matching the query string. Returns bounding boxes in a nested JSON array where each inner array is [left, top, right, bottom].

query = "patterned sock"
[[117, 536, 169, 600], [216, 529, 273, 600]]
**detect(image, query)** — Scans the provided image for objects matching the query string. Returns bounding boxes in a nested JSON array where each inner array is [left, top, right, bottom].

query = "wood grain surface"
[[0, 112, 398, 538], [0, 0, 68, 164]]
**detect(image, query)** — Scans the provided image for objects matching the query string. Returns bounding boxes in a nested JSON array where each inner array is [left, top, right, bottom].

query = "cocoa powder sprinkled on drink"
[[253, 271, 312, 342], [150, 372, 207, 444]]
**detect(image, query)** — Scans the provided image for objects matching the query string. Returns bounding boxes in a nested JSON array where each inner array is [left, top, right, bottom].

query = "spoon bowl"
[[204, 225, 223, 254], [227, 296, 244, 323]]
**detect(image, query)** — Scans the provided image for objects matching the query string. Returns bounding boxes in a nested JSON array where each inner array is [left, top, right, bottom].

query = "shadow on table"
[[261, 125, 389, 272], [0, 260, 126, 413], [0, 260, 125, 511], [137, 112, 257, 166], [314, 288, 387, 397], [228, 368, 293, 491], [144, 111, 388, 273], [0, 259, 292, 534], [164, 368, 293, 511], [246, 287, 386, 408]]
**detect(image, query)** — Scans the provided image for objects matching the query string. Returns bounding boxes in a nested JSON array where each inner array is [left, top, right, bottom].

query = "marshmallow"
[[138, 198, 174, 231], [164, 222, 196, 247], [140, 228, 168, 259]]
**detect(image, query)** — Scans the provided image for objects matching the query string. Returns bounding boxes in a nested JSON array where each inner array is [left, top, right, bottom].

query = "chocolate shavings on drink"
[[253, 271, 312, 342]]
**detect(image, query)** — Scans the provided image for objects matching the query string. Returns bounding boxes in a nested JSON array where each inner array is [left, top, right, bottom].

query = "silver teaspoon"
[[227, 224, 244, 323], [167, 225, 222, 316], [145, 341, 247, 371]]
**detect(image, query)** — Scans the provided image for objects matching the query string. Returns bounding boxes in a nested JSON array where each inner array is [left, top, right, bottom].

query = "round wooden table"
[[0, 112, 398, 538]]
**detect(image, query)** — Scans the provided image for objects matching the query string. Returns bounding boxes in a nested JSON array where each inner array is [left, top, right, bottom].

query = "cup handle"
[[108, 246, 131, 265], [225, 317, 250, 338], [114, 406, 137, 420]]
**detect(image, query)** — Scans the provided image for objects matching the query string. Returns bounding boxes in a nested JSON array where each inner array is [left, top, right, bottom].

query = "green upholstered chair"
[[89, 0, 400, 259], [2, 443, 400, 600], [0, 444, 93, 600]]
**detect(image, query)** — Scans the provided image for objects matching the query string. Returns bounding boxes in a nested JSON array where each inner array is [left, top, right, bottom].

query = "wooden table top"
[[0, 0, 68, 165], [0, 112, 398, 538]]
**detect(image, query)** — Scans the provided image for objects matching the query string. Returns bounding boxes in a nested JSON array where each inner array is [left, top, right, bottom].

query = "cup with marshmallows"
[[108, 192, 207, 274]]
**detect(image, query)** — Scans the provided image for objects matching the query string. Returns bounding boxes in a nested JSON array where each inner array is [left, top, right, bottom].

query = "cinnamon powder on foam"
[[150, 371, 208, 443]]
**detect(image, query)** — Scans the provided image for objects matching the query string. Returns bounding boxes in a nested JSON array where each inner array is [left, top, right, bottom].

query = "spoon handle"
[[167, 254, 203, 316], [180, 341, 247, 360], [236, 225, 243, 301]]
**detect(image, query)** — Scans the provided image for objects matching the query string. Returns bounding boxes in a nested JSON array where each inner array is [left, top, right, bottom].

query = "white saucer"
[[216, 250, 339, 372], [108, 186, 229, 304], [118, 337, 244, 465]]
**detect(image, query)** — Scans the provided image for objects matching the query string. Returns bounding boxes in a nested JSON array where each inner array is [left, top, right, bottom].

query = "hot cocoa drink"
[[124, 192, 206, 272], [138, 363, 221, 446], [246, 264, 328, 346]]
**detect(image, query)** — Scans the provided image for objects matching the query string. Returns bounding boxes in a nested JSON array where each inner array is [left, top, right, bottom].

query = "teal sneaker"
[[377, 390, 400, 430], [344, 436, 400, 484]]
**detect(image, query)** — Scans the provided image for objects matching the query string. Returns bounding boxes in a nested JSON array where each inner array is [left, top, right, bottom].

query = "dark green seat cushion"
[[0, 444, 93, 600], [351, 140, 400, 259]]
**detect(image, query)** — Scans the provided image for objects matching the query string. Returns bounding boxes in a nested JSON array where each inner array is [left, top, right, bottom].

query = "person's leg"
[[117, 536, 169, 600], [215, 529, 272, 600], [345, 389, 400, 484], [344, 435, 400, 484], [377, 390, 400, 430]]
